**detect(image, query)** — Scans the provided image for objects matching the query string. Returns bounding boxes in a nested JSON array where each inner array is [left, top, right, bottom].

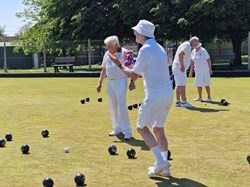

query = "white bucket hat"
[[132, 20, 155, 39]]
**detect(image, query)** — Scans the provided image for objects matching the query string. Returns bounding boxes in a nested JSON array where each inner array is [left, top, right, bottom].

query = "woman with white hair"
[[189, 42, 213, 102], [96, 35, 134, 140]]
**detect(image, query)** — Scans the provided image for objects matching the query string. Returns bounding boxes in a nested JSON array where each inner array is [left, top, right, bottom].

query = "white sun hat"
[[132, 20, 155, 39], [196, 42, 202, 48]]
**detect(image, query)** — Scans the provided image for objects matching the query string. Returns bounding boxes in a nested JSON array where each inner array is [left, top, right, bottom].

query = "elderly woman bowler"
[[97, 36, 134, 140], [189, 43, 213, 102]]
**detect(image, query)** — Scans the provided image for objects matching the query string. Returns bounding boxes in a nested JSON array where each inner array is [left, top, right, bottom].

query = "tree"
[[17, 0, 250, 67], [174, 0, 250, 66], [0, 25, 6, 41]]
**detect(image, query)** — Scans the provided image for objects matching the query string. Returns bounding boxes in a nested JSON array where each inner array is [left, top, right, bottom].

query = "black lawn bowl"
[[108, 145, 117, 155], [98, 97, 102, 102], [85, 97, 90, 102], [80, 99, 85, 104], [133, 104, 138, 109], [42, 177, 54, 187], [222, 100, 228, 106], [41, 129, 49, 138], [128, 105, 133, 110], [5, 133, 13, 141], [21, 144, 30, 154], [168, 150, 171, 160], [139, 103, 142, 107], [126, 148, 136, 159], [247, 154, 250, 164], [74, 173, 85, 186], [0, 138, 6, 147], [220, 99, 226, 103]]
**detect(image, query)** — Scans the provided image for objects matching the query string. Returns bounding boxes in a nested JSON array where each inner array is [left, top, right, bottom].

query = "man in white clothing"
[[172, 37, 199, 108], [109, 20, 173, 177]]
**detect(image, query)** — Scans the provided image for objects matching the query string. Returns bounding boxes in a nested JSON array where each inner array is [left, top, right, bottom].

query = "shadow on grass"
[[113, 135, 150, 151], [201, 100, 231, 106], [186, 107, 229, 113], [151, 176, 208, 187]]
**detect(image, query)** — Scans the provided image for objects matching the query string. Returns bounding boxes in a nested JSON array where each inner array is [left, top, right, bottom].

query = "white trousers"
[[106, 78, 131, 133]]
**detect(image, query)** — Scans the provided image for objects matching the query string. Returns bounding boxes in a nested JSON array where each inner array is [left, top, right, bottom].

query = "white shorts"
[[194, 70, 210, 87], [137, 90, 174, 129], [172, 69, 187, 86]]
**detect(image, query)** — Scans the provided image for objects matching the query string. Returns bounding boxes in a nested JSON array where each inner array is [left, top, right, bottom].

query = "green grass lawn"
[[0, 78, 249, 187]]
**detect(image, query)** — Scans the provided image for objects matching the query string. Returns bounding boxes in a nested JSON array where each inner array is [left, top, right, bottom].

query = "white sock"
[[176, 100, 181, 103], [161, 151, 169, 161], [151, 146, 164, 163]]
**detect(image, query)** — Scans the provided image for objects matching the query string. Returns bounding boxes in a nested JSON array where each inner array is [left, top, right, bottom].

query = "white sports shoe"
[[206, 98, 212, 102], [148, 164, 171, 177], [159, 169, 171, 177], [108, 131, 122, 136], [193, 97, 202, 102], [124, 131, 132, 140], [175, 102, 181, 107], [181, 102, 194, 108], [147, 161, 171, 177]]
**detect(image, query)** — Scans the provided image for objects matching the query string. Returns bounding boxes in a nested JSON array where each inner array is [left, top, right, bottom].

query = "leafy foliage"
[[16, 0, 250, 65]]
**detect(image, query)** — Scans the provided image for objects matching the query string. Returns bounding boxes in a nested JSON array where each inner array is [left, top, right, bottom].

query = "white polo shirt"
[[102, 47, 128, 80], [132, 39, 172, 97], [172, 41, 192, 71], [191, 47, 210, 72]]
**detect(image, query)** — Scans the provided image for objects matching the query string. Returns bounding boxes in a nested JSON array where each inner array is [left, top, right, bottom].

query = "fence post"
[[33, 53, 39, 69], [43, 45, 47, 72], [88, 38, 91, 70], [3, 38, 8, 73], [248, 32, 250, 70]]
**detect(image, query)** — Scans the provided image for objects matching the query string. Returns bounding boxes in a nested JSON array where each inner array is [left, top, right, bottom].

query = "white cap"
[[132, 20, 155, 39], [196, 43, 202, 48]]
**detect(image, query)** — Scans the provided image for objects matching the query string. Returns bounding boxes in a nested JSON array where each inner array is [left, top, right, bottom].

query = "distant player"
[[172, 37, 199, 108]]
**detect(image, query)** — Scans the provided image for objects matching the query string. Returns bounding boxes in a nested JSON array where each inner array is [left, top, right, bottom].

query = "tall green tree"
[[17, 0, 250, 67], [171, 0, 250, 66]]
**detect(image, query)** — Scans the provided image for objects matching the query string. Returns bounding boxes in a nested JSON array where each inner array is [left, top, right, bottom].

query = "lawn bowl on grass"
[[108, 145, 117, 155], [41, 129, 49, 138], [21, 144, 30, 154], [5, 133, 13, 141], [0, 138, 6, 147], [42, 177, 54, 187], [126, 148, 136, 158], [74, 173, 85, 186]]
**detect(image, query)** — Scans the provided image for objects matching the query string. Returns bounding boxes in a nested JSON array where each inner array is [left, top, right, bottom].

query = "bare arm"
[[96, 68, 106, 92], [179, 51, 185, 72], [207, 58, 213, 75], [189, 60, 195, 77], [108, 54, 140, 81]]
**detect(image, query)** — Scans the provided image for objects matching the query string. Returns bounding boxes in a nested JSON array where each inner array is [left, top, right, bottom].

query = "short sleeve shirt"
[[191, 47, 210, 71], [132, 39, 172, 97], [101, 47, 128, 80], [172, 41, 192, 71]]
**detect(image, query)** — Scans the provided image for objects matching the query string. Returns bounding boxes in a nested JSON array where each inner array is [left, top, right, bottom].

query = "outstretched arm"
[[109, 54, 140, 81], [96, 68, 106, 92]]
